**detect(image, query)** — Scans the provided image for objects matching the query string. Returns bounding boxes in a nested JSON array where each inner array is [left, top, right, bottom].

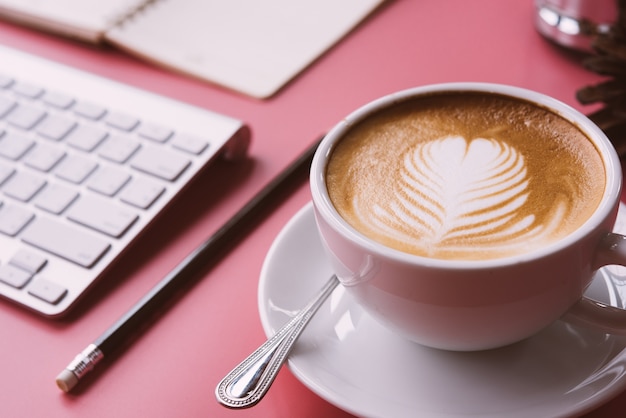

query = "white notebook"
[[0, 0, 385, 99]]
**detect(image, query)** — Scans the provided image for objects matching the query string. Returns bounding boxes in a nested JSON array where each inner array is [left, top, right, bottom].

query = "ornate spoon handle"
[[215, 275, 339, 409]]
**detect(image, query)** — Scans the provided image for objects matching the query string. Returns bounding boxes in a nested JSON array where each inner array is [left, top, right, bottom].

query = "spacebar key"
[[21, 217, 111, 268]]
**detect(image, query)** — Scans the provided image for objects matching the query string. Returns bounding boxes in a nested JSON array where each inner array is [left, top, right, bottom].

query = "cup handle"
[[563, 232, 626, 334], [594, 232, 626, 268]]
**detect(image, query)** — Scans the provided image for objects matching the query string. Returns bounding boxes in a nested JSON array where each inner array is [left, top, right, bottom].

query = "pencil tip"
[[56, 369, 78, 392]]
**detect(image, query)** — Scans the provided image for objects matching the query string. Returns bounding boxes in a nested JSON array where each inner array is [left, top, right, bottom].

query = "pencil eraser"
[[56, 370, 78, 392]]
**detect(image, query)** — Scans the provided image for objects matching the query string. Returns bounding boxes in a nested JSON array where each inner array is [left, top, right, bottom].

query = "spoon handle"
[[215, 275, 339, 409]]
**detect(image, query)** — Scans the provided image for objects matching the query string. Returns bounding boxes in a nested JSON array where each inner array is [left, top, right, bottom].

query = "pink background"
[[0, 0, 623, 417]]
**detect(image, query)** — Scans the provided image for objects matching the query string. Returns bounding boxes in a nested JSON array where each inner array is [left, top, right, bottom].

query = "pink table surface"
[[0, 1, 623, 417]]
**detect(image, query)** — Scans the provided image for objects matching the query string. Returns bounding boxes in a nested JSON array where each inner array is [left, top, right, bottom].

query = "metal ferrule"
[[67, 344, 104, 379]]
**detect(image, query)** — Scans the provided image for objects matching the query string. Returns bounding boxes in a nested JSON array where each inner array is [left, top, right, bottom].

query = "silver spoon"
[[215, 274, 340, 409]]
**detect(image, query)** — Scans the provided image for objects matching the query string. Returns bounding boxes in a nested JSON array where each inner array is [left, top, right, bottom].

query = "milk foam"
[[352, 136, 563, 257], [326, 92, 606, 260]]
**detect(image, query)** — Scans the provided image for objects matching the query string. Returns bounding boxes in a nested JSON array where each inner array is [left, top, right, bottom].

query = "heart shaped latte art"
[[354, 136, 564, 258]]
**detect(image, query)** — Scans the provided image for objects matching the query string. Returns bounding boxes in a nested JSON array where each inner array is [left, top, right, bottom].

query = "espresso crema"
[[326, 92, 606, 260]]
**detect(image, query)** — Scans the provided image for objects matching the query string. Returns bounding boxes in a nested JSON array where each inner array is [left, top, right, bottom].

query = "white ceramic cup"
[[310, 82, 626, 351]]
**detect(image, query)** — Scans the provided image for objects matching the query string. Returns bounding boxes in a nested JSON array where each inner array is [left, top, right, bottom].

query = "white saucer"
[[258, 202, 626, 418]]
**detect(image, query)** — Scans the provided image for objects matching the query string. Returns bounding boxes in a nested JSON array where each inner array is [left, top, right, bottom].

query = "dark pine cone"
[[577, 0, 626, 155]]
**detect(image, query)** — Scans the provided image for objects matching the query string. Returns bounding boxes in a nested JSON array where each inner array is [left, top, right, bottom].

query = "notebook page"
[[0, 0, 146, 43], [105, 0, 385, 99]]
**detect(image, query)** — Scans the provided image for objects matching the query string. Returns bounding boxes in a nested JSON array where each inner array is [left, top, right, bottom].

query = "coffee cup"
[[310, 82, 626, 351]]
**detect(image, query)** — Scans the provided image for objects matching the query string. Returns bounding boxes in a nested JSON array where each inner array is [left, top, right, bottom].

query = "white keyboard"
[[0, 44, 250, 317]]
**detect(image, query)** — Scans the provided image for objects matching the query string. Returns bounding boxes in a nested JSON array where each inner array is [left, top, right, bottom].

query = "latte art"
[[355, 136, 564, 257], [326, 92, 606, 260]]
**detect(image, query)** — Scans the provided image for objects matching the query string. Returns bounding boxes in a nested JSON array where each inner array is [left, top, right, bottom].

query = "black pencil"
[[55, 136, 323, 392]]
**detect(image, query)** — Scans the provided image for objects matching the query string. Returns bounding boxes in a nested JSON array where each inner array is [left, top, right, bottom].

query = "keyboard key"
[[119, 177, 165, 209], [65, 125, 108, 151], [0, 264, 31, 288], [28, 278, 67, 304], [3, 171, 46, 202], [0, 163, 15, 185], [137, 123, 173, 143], [0, 96, 17, 117], [66, 194, 138, 238], [86, 165, 130, 196], [171, 134, 209, 155], [74, 101, 107, 120], [42, 91, 75, 109], [36, 114, 76, 141], [0, 204, 35, 236], [5, 103, 47, 130], [34, 183, 78, 214], [10, 249, 47, 274], [55, 154, 98, 184], [0, 131, 35, 160], [23, 143, 66, 172], [11, 82, 44, 99], [130, 146, 190, 181], [0, 75, 14, 88], [21, 217, 111, 268], [105, 112, 140, 131], [97, 135, 140, 163]]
